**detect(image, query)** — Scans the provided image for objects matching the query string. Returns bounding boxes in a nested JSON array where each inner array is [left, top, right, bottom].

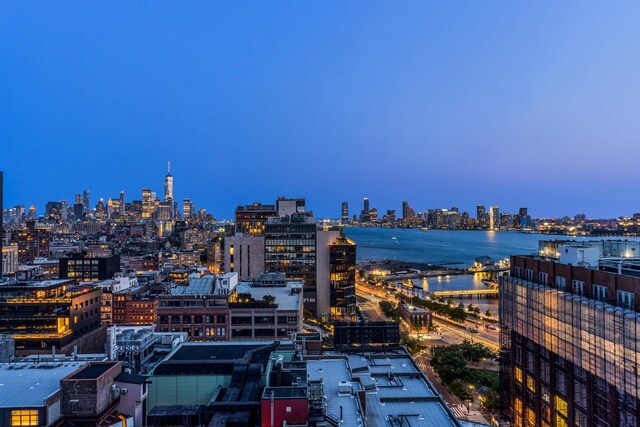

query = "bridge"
[[430, 288, 499, 299]]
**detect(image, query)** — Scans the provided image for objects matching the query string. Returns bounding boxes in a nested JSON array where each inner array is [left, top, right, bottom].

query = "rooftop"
[[170, 276, 216, 295], [0, 361, 86, 408], [234, 281, 302, 311], [68, 362, 118, 380]]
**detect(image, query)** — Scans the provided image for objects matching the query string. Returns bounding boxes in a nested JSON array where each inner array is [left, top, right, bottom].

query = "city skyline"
[[2, 2, 640, 218], [2, 165, 635, 222]]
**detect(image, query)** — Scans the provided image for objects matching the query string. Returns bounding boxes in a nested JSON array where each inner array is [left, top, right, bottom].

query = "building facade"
[[501, 254, 640, 427]]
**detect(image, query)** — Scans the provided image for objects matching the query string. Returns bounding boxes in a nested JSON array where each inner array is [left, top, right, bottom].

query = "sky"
[[1, 2, 640, 219]]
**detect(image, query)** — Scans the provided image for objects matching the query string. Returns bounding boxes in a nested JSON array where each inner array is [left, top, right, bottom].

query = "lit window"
[[514, 397, 523, 414], [515, 366, 523, 383], [526, 408, 536, 426], [526, 375, 535, 392], [11, 410, 38, 426], [555, 396, 568, 417]]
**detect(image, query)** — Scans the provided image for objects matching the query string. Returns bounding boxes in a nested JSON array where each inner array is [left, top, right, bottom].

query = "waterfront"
[[343, 227, 634, 267]]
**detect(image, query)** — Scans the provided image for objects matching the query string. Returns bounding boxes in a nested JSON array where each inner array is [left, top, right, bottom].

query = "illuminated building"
[[82, 189, 90, 214], [164, 161, 173, 204], [359, 197, 371, 223], [0, 279, 106, 355], [183, 198, 194, 219], [329, 236, 356, 321], [476, 205, 487, 228], [27, 204, 36, 220], [501, 251, 640, 427], [74, 193, 83, 220], [141, 188, 153, 219], [234, 203, 277, 236], [2, 245, 18, 275], [264, 215, 317, 315], [341, 201, 349, 224], [59, 254, 121, 282], [489, 205, 500, 230], [16, 220, 50, 263], [119, 190, 125, 216]]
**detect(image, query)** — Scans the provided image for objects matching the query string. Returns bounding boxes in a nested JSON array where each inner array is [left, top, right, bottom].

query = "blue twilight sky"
[[1, 2, 640, 219]]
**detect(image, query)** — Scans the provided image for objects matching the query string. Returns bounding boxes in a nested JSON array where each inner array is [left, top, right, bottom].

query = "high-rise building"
[[501, 250, 640, 427], [224, 235, 265, 280], [142, 188, 153, 219], [27, 204, 36, 220], [45, 201, 63, 222], [235, 203, 277, 236], [359, 198, 371, 223], [82, 190, 90, 214], [489, 205, 500, 230], [183, 198, 194, 220], [16, 221, 50, 263], [73, 194, 83, 220], [341, 202, 349, 224], [164, 161, 173, 203], [329, 236, 356, 321], [119, 191, 125, 216], [402, 201, 415, 219], [264, 215, 317, 314], [476, 205, 486, 228], [14, 205, 25, 225]]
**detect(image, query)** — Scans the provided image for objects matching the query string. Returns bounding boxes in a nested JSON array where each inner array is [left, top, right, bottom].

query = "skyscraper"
[[164, 161, 173, 203], [74, 194, 83, 220], [183, 198, 194, 219], [364, 197, 369, 213], [142, 188, 153, 219], [489, 205, 500, 230], [119, 191, 126, 216], [341, 202, 349, 224], [82, 190, 90, 214], [476, 205, 486, 228]]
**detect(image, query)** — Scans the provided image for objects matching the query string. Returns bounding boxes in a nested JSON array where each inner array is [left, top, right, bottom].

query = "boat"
[[391, 236, 398, 240]]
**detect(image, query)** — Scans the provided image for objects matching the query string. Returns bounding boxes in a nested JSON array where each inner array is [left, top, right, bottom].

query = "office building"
[[59, 254, 121, 282], [501, 248, 640, 427], [235, 203, 277, 236], [477, 205, 487, 228], [329, 236, 357, 321], [119, 190, 125, 216], [0, 279, 106, 355], [164, 161, 173, 203], [224, 234, 265, 280], [183, 198, 194, 219], [74, 193, 83, 220], [489, 205, 500, 230], [315, 226, 342, 320], [82, 189, 90, 214], [341, 201, 349, 224], [16, 221, 50, 263], [264, 215, 317, 314], [141, 188, 153, 219]]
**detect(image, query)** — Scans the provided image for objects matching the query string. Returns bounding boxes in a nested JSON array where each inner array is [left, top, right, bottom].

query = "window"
[[70, 399, 79, 413], [555, 276, 566, 290], [593, 284, 608, 302], [525, 269, 534, 281], [617, 290, 635, 309], [526, 375, 536, 393], [514, 397, 523, 414], [555, 395, 568, 417], [11, 410, 38, 426], [539, 272, 548, 284], [526, 408, 536, 426], [515, 366, 523, 383], [572, 280, 584, 295]]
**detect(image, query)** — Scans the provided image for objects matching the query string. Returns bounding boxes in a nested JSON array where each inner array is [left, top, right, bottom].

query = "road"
[[356, 282, 500, 351]]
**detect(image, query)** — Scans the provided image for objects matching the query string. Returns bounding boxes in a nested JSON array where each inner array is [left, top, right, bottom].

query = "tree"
[[262, 295, 276, 305]]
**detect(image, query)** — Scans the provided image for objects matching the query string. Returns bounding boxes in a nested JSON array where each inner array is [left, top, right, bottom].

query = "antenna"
[[167, 161, 171, 175]]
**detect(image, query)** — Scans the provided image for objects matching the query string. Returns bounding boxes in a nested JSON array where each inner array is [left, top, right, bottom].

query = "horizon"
[[2, 2, 640, 218]]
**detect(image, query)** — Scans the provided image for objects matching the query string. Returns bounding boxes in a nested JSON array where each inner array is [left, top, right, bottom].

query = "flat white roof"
[[0, 362, 86, 408]]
